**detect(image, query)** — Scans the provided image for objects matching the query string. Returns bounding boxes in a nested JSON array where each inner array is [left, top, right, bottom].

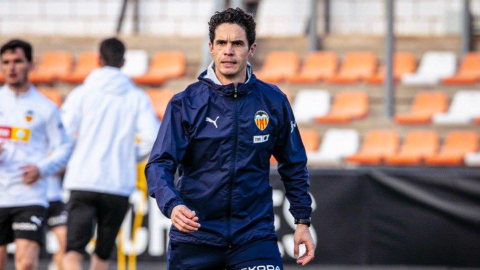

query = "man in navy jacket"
[[146, 7, 315, 269]]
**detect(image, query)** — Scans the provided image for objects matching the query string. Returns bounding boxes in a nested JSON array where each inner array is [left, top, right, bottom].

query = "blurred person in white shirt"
[[61, 37, 159, 270], [0, 39, 72, 270]]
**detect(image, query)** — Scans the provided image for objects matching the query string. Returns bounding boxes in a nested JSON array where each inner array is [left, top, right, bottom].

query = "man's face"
[[0, 48, 33, 87], [209, 23, 256, 81]]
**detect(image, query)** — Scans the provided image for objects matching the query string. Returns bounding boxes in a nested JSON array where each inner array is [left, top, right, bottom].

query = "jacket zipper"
[[227, 87, 238, 248]]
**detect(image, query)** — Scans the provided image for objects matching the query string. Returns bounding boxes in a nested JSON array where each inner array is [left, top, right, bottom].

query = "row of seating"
[[256, 51, 480, 85], [0, 51, 185, 85], [296, 129, 480, 166], [292, 89, 480, 125]]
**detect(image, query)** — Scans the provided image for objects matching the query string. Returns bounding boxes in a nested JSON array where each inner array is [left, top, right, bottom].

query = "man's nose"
[[223, 44, 234, 55]]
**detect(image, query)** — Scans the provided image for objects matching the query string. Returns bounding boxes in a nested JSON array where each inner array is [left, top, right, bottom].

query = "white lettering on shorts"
[[12, 222, 38, 231]]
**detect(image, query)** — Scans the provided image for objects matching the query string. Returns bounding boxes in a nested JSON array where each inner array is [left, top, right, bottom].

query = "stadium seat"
[[465, 151, 480, 166], [442, 52, 480, 85], [402, 52, 456, 85], [316, 91, 368, 123], [37, 88, 63, 107], [255, 51, 300, 83], [0, 73, 4, 84], [299, 129, 320, 153], [475, 117, 480, 124], [308, 129, 359, 166], [29, 51, 73, 84], [122, 50, 148, 77], [325, 52, 377, 84], [346, 130, 399, 165], [287, 51, 338, 83], [60, 52, 100, 84], [395, 91, 448, 124], [432, 91, 480, 125], [425, 131, 478, 166], [145, 88, 175, 120], [293, 90, 330, 124], [133, 51, 186, 85], [385, 130, 439, 165], [364, 52, 416, 84]]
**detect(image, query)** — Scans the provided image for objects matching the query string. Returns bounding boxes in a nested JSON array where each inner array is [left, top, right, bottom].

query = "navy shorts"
[[168, 239, 283, 270]]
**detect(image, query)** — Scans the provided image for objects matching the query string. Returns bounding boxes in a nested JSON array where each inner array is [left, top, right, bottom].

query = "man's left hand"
[[294, 224, 315, 265], [20, 165, 40, 185]]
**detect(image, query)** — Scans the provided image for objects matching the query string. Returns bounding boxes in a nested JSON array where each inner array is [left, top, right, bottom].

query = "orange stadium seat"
[[29, 51, 73, 84], [442, 52, 480, 85], [287, 51, 338, 83], [145, 88, 175, 120], [395, 91, 448, 124], [0, 73, 4, 84], [346, 130, 399, 165], [425, 131, 478, 166], [325, 52, 377, 84], [61, 52, 99, 84], [133, 51, 186, 85], [475, 117, 480, 124], [255, 51, 299, 83], [365, 52, 416, 84], [385, 130, 439, 165], [316, 91, 368, 123], [37, 88, 63, 107]]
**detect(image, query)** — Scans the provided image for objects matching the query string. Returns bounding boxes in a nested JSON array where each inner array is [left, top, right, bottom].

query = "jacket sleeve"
[[60, 87, 83, 143], [36, 108, 73, 178], [272, 95, 312, 220], [135, 92, 160, 162], [145, 98, 188, 218]]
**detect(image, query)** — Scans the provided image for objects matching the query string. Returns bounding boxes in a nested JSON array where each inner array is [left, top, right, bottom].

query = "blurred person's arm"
[[145, 97, 188, 219], [60, 87, 83, 144], [36, 108, 73, 179], [135, 93, 160, 162]]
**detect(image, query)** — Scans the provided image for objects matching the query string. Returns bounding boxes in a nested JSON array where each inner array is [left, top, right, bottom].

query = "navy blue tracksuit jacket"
[[145, 70, 312, 248]]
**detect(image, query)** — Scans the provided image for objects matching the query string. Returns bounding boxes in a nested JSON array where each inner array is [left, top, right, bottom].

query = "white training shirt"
[[47, 174, 63, 202], [0, 85, 72, 207], [62, 66, 160, 197]]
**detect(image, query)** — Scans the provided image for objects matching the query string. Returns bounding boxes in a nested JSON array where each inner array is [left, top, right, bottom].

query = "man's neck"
[[8, 82, 31, 96], [215, 68, 247, 88]]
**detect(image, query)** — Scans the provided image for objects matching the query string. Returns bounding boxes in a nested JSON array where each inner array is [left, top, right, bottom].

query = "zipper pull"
[[234, 87, 237, 98]]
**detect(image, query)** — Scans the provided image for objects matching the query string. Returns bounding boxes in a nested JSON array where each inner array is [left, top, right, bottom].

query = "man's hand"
[[20, 165, 40, 185], [294, 224, 316, 266], [171, 205, 201, 233]]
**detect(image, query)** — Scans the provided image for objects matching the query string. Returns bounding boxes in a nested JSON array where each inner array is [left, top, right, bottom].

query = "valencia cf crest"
[[254, 110, 269, 131], [25, 110, 34, 123]]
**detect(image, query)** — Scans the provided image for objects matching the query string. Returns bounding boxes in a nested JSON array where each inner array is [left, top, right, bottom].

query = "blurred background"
[[1, 0, 480, 269]]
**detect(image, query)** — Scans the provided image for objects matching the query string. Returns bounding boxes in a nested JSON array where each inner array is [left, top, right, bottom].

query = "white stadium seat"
[[122, 50, 149, 77], [465, 152, 480, 166], [433, 91, 480, 124], [308, 129, 359, 166], [402, 52, 456, 85], [293, 90, 330, 124]]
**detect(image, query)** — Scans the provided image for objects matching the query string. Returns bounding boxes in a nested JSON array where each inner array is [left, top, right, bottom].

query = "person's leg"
[[64, 191, 96, 270], [14, 239, 40, 270], [226, 240, 283, 270], [0, 245, 7, 270], [90, 194, 129, 270], [51, 225, 67, 270], [11, 206, 46, 270]]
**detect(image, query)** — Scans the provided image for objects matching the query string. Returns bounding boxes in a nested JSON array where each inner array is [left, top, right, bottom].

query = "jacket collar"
[[198, 61, 256, 98]]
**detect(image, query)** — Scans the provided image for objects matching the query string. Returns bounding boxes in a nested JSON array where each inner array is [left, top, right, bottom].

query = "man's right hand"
[[171, 205, 201, 233]]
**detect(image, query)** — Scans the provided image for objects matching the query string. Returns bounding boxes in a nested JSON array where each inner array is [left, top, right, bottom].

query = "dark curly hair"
[[208, 7, 256, 48]]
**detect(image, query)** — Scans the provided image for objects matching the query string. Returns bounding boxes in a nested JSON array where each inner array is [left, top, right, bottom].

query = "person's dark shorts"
[[46, 200, 67, 229], [168, 239, 283, 270], [66, 190, 129, 260], [0, 205, 47, 246]]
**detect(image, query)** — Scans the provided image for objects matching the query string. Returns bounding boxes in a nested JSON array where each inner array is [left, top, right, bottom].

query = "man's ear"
[[209, 42, 214, 56], [249, 43, 257, 57]]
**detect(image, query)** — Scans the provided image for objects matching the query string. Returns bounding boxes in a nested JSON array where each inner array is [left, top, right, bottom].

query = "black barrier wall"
[[34, 168, 480, 266], [272, 168, 480, 266]]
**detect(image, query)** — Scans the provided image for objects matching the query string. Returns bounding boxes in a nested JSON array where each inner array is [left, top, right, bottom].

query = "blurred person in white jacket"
[[61, 38, 159, 270], [0, 39, 72, 270]]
